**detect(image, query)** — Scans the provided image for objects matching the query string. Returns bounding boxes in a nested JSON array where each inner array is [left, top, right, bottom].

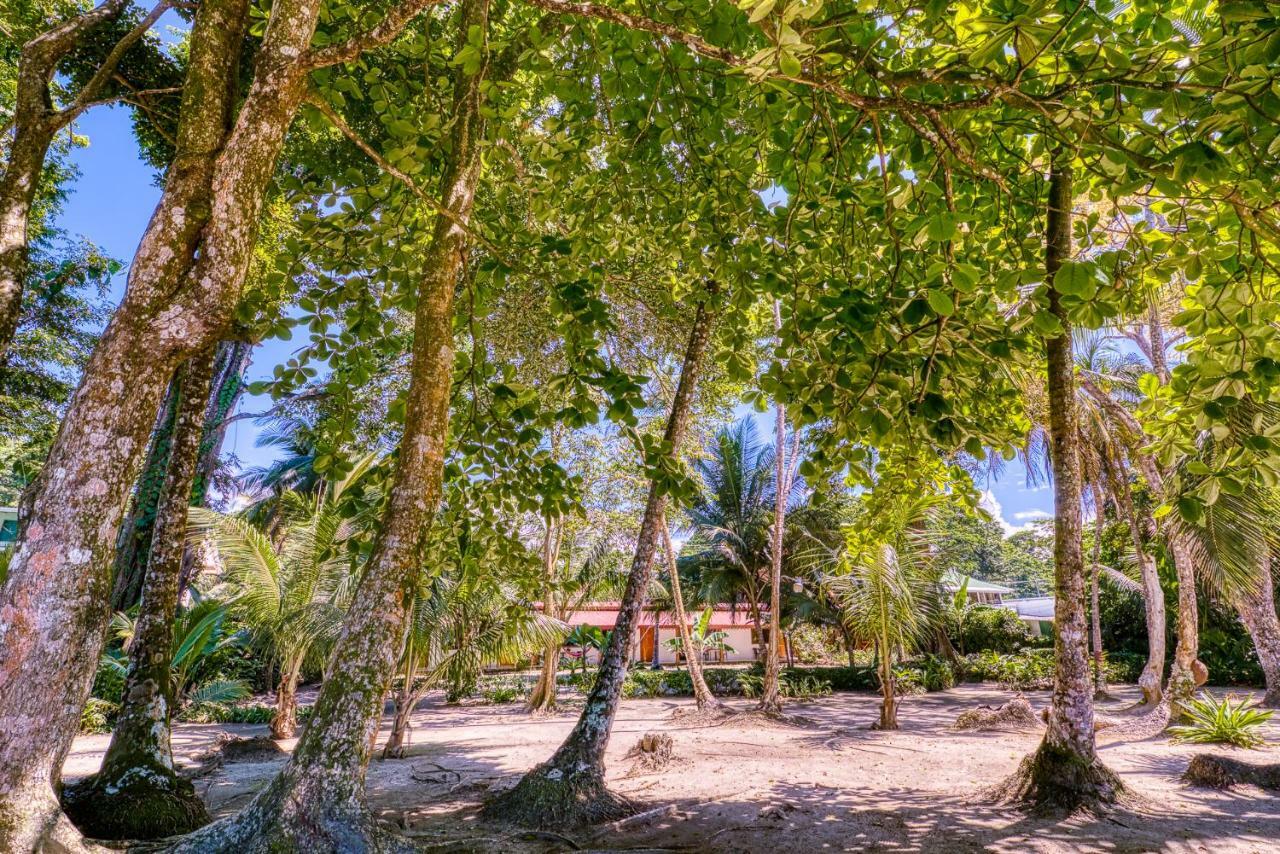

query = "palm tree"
[[827, 493, 942, 730], [382, 571, 565, 758], [684, 419, 798, 662], [190, 490, 357, 739]]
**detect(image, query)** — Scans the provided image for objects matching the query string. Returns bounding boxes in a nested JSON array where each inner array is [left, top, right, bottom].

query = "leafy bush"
[[738, 671, 833, 700], [1170, 692, 1273, 749], [1104, 651, 1146, 684], [80, 698, 119, 734], [477, 677, 529, 704], [894, 654, 957, 694], [953, 606, 1033, 654], [962, 649, 1055, 690], [179, 701, 313, 725]]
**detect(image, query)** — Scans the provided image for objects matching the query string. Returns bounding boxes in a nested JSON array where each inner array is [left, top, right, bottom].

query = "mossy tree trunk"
[[61, 347, 218, 840], [1234, 557, 1280, 707], [162, 5, 482, 848], [995, 151, 1121, 813], [483, 294, 718, 829], [658, 510, 723, 712], [0, 0, 260, 842]]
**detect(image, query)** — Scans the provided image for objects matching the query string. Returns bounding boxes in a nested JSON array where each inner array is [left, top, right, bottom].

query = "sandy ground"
[[65, 683, 1280, 852]]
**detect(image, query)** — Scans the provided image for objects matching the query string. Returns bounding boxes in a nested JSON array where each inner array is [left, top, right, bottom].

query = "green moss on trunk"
[[990, 741, 1124, 815], [482, 761, 634, 829], [61, 759, 210, 840]]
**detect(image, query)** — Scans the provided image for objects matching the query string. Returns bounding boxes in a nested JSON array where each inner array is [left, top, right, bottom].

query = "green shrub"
[[962, 649, 1055, 690], [738, 671, 833, 699], [895, 654, 957, 693], [478, 677, 529, 704], [1170, 692, 1273, 749], [80, 698, 119, 734], [178, 701, 312, 725], [954, 606, 1033, 654]]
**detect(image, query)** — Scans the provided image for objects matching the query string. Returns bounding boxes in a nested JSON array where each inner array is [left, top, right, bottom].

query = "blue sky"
[[52, 105, 1055, 534]]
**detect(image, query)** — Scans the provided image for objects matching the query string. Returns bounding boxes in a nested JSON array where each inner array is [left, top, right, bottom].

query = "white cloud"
[[1013, 509, 1052, 521], [980, 490, 1048, 537]]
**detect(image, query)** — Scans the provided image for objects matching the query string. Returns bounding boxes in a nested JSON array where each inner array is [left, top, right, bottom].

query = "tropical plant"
[[100, 592, 250, 708], [1169, 692, 1274, 749], [382, 571, 565, 758], [663, 607, 735, 660], [189, 490, 357, 739]]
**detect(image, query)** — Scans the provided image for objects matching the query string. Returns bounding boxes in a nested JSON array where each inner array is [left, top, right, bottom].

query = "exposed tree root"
[[1183, 754, 1280, 791], [989, 742, 1125, 815], [62, 759, 211, 841], [667, 703, 734, 726], [480, 761, 636, 830], [722, 708, 819, 729], [953, 697, 1042, 732]]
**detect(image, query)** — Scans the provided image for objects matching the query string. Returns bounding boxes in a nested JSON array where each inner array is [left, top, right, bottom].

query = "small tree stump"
[[626, 731, 675, 772], [1183, 754, 1280, 790]]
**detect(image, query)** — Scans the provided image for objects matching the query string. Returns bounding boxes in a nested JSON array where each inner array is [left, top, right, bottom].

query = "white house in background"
[[0, 506, 17, 551], [554, 602, 779, 667], [940, 570, 1014, 605], [1001, 597, 1056, 637]]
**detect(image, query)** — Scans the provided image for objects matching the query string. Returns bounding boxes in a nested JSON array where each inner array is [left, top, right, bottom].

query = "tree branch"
[[61, 0, 173, 123], [305, 0, 445, 68]]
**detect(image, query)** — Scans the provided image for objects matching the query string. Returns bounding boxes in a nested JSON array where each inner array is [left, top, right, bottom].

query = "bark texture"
[[483, 295, 718, 829], [527, 518, 564, 713], [1089, 486, 1108, 699], [995, 153, 1121, 813], [269, 656, 304, 740], [161, 4, 481, 848], [0, 0, 251, 843], [1234, 557, 1280, 707], [61, 348, 218, 840], [659, 511, 723, 712]]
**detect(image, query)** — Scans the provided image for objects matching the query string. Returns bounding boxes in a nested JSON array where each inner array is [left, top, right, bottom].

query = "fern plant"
[[1170, 692, 1273, 748]]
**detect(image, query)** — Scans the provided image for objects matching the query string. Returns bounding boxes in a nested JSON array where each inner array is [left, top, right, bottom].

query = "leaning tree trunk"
[[759, 301, 787, 714], [994, 150, 1121, 813], [0, 0, 265, 843], [61, 347, 218, 840], [162, 6, 481, 848], [1089, 484, 1108, 699], [483, 293, 719, 830], [1235, 557, 1280, 707], [528, 517, 563, 713], [382, 656, 423, 760], [111, 373, 182, 610], [659, 510, 723, 713], [1100, 441, 1165, 705]]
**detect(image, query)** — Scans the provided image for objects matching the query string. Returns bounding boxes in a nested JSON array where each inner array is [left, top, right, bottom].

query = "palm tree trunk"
[[269, 655, 304, 740], [483, 292, 718, 829], [1234, 556, 1280, 707], [659, 511, 722, 712], [60, 348, 218, 840], [1089, 485, 1108, 699], [163, 8, 483, 846], [1100, 444, 1165, 705], [528, 519, 563, 713], [382, 657, 421, 759], [996, 149, 1121, 812], [1167, 536, 1204, 710], [877, 626, 896, 730], [759, 299, 787, 714]]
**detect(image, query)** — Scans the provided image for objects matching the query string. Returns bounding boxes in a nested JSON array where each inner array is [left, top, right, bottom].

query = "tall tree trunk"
[[0, 0, 258, 842], [877, 629, 896, 730], [1167, 536, 1204, 709], [1099, 442, 1165, 705], [996, 150, 1121, 812], [1089, 485, 1108, 699], [165, 6, 481, 848], [111, 374, 182, 610], [528, 518, 563, 713], [659, 510, 723, 713], [1234, 556, 1280, 707], [60, 348, 218, 839], [483, 293, 718, 829], [759, 300, 787, 714]]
